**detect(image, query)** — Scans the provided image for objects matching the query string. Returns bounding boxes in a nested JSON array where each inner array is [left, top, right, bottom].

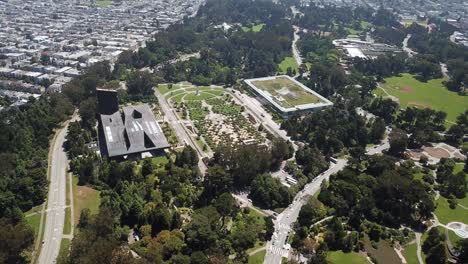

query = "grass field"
[[327, 250, 368, 264], [96, 0, 112, 7], [242, 23, 265, 33], [251, 76, 325, 108], [184, 91, 219, 101], [248, 249, 266, 264], [278, 57, 298, 73], [72, 177, 101, 225], [25, 212, 41, 239], [435, 196, 468, 224], [57, 238, 70, 261], [402, 19, 427, 27], [403, 243, 419, 264], [454, 163, 468, 207], [375, 74, 468, 122], [167, 86, 225, 103], [448, 229, 462, 245], [157, 84, 171, 95], [246, 240, 266, 254], [63, 207, 71, 235]]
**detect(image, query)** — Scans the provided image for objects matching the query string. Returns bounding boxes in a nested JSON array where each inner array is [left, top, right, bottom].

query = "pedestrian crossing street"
[[277, 223, 291, 231], [267, 244, 288, 257]]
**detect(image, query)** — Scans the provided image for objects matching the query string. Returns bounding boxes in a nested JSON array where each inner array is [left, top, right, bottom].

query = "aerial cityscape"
[[0, 0, 467, 264]]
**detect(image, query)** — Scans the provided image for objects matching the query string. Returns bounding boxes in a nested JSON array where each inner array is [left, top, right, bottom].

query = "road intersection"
[[264, 159, 348, 264]]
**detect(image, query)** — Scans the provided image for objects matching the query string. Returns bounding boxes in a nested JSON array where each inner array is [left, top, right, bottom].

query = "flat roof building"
[[97, 89, 170, 159], [244, 75, 333, 118]]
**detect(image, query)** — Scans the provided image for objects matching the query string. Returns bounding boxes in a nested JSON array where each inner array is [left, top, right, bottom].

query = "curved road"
[[38, 118, 74, 264]]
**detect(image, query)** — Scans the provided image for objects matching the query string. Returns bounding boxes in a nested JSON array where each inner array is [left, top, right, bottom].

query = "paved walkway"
[[249, 246, 267, 256]]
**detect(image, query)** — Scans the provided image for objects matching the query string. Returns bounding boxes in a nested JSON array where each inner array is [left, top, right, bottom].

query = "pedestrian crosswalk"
[[267, 245, 288, 257], [277, 223, 290, 231]]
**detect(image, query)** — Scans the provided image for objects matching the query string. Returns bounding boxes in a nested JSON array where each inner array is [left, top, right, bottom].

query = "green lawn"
[[375, 74, 468, 122], [448, 229, 462, 245], [96, 0, 112, 7], [327, 250, 368, 264], [403, 243, 419, 264], [278, 56, 298, 73], [360, 20, 372, 29], [246, 240, 266, 254], [157, 84, 171, 95], [251, 76, 326, 108], [171, 93, 186, 103], [453, 163, 468, 207], [63, 207, 71, 235], [345, 27, 361, 35], [184, 91, 218, 101], [402, 19, 427, 27], [435, 196, 468, 224], [242, 23, 265, 33], [25, 213, 41, 239], [72, 177, 101, 225], [248, 249, 266, 264], [57, 238, 71, 261], [347, 34, 360, 39]]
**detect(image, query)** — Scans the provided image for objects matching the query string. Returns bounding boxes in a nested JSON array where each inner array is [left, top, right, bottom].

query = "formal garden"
[[160, 83, 266, 149]]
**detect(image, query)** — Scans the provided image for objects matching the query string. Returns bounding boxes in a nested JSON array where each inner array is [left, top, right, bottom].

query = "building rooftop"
[[244, 75, 333, 114], [100, 104, 169, 158]]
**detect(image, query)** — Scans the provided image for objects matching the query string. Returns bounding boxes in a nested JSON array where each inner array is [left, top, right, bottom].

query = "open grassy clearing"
[[63, 207, 71, 235], [184, 91, 219, 101], [248, 249, 266, 264], [448, 229, 462, 245], [345, 27, 361, 35], [246, 240, 266, 254], [157, 84, 171, 95], [167, 86, 226, 103], [278, 56, 298, 73], [72, 176, 101, 225], [360, 20, 372, 29], [251, 77, 325, 108], [57, 238, 71, 261], [403, 242, 419, 264], [25, 212, 41, 239], [374, 74, 468, 122], [96, 0, 112, 7], [434, 196, 468, 225], [326, 250, 368, 264], [453, 163, 468, 207], [402, 19, 428, 27], [242, 23, 265, 33]]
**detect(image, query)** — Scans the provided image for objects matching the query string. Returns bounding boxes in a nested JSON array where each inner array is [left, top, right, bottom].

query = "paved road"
[[402, 34, 417, 58], [38, 119, 73, 264], [366, 127, 391, 156], [155, 88, 208, 174], [292, 25, 303, 67], [263, 159, 348, 264]]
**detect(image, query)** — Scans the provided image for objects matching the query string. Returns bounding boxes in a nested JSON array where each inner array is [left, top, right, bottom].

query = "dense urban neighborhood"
[[0, 0, 467, 264]]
